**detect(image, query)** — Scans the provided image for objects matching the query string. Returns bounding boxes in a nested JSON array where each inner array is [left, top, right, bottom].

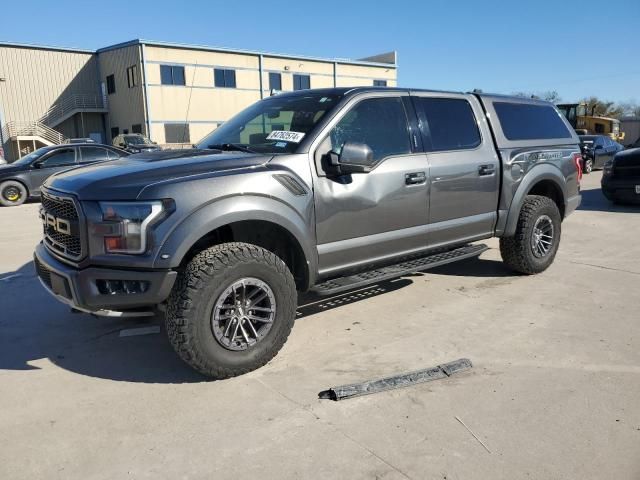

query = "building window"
[[127, 65, 138, 88], [373, 80, 387, 87], [269, 72, 282, 91], [110, 127, 119, 140], [132, 124, 143, 134], [106, 74, 116, 95], [164, 123, 190, 143], [214, 68, 237, 88], [160, 65, 186, 86], [293, 74, 310, 91]]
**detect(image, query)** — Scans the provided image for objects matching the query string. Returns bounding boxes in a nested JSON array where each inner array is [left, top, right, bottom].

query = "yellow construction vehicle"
[[557, 103, 625, 142]]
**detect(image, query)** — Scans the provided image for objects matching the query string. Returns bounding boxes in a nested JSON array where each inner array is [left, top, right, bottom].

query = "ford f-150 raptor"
[[34, 87, 582, 378]]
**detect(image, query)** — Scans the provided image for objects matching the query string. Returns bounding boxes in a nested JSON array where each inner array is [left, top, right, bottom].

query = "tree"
[[617, 101, 640, 118], [580, 97, 624, 118]]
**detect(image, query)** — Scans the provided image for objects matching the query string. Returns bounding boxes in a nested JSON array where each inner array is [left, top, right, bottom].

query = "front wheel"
[[500, 195, 562, 274], [0, 181, 28, 207], [166, 242, 297, 379]]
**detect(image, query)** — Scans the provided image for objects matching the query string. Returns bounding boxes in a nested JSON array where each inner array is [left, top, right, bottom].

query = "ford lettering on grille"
[[40, 190, 83, 259]]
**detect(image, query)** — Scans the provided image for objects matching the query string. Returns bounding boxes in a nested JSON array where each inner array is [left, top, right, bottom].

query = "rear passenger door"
[[79, 146, 114, 165], [411, 93, 499, 247]]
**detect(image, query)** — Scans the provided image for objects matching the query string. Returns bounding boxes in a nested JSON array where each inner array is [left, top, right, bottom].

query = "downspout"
[[141, 43, 153, 139], [258, 54, 264, 99]]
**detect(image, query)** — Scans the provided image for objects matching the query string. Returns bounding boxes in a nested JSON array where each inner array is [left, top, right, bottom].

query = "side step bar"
[[311, 243, 488, 296]]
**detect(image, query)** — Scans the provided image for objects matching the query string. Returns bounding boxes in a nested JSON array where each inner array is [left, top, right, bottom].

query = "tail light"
[[572, 152, 583, 184]]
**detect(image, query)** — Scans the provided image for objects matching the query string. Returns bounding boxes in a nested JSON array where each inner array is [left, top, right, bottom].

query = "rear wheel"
[[583, 158, 593, 174], [500, 195, 562, 274], [166, 242, 297, 379], [0, 181, 28, 207]]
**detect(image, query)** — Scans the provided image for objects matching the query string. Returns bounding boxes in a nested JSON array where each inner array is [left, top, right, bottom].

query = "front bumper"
[[601, 176, 640, 204], [34, 243, 177, 317]]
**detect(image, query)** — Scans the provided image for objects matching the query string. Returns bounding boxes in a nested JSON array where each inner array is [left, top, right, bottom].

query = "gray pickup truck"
[[34, 87, 582, 378]]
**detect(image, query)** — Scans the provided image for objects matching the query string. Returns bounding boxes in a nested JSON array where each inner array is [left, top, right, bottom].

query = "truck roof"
[[273, 87, 554, 105]]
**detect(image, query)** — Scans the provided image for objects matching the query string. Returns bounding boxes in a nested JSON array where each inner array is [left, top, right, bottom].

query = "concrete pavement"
[[0, 172, 638, 479]]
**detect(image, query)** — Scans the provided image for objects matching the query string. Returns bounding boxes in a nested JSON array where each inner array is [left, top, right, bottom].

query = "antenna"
[[182, 61, 198, 146]]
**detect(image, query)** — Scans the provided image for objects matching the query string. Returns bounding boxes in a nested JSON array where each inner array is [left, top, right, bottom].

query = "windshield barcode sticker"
[[267, 130, 306, 143]]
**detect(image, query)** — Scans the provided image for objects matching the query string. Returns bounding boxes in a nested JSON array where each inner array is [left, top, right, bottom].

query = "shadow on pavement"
[[0, 260, 416, 383], [578, 186, 640, 213], [0, 251, 515, 383]]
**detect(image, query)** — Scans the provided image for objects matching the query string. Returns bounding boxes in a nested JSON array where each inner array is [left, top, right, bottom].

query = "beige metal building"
[[0, 40, 397, 161]]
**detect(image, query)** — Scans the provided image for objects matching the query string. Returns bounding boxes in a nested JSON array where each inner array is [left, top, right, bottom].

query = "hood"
[[45, 149, 272, 200], [0, 164, 25, 176]]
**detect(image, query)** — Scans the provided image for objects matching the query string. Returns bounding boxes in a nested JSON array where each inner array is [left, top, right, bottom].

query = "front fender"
[[153, 194, 317, 285], [502, 164, 568, 237]]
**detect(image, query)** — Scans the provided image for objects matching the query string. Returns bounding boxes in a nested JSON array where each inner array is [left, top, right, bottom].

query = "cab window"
[[39, 148, 76, 167], [328, 97, 411, 162]]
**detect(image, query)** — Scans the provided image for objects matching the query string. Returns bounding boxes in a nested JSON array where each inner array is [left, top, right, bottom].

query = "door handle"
[[405, 171, 426, 185], [478, 164, 496, 176]]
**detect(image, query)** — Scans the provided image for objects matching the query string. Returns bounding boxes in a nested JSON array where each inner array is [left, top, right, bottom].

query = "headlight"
[[99, 201, 165, 254], [603, 160, 614, 176]]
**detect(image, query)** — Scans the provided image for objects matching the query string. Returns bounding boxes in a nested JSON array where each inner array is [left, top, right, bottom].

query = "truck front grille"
[[41, 190, 84, 260]]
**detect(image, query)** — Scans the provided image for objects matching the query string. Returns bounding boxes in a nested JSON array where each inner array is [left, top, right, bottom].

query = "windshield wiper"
[[207, 143, 256, 154]]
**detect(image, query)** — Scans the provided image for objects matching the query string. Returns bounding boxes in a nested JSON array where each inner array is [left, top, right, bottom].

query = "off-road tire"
[[500, 195, 562, 275], [166, 242, 297, 379], [0, 180, 28, 207]]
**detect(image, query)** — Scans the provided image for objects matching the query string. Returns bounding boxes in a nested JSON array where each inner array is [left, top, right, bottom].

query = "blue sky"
[[2, 0, 639, 103]]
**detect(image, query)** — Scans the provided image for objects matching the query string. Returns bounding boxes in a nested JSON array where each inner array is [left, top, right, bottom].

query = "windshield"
[[13, 148, 50, 166], [197, 92, 343, 154], [124, 135, 151, 145]]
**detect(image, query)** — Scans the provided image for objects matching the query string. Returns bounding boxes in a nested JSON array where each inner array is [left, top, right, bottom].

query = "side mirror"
[[325, 142, 375, 175], [32, 162, 43, 169], [594, 145, 603, 150], [119, 142, 126, 147]]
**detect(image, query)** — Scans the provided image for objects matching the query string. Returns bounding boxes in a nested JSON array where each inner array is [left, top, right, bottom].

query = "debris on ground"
[[319, 358, 472, 401]]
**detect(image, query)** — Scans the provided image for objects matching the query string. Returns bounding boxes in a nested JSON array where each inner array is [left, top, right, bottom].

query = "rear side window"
[[416, 98, 481, 152], [80, 146, 109, 163], [329, 97, 411, 162], [494, 102, 572, 140]]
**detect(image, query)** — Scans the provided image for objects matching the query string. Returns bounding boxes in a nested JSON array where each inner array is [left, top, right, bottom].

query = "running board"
[[311, 244, 488, 296]]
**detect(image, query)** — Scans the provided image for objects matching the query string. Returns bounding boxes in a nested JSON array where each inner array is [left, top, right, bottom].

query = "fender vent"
[[273, 174, 307, 196]]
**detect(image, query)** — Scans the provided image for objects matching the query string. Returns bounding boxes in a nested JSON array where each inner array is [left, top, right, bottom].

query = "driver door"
[[28, 147, 77, 194], [311, 94, 429, 277]]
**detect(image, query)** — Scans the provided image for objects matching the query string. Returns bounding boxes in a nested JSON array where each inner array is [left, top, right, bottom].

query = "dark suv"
[[0, 143, 127, 207], [112, 134, 161, 154]]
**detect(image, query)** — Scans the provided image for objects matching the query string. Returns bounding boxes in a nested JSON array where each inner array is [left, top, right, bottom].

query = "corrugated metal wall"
[[0, 46, 99, 122], [97, 45, 147, 140]]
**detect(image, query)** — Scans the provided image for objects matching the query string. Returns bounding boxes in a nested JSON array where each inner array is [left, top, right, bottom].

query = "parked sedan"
[[579, 135, 624, 173], [0, 143, 127, 207], [601, 148, 640, 205]]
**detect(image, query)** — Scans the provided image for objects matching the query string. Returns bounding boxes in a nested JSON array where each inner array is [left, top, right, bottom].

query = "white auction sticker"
[[267, 130, 306, 143]]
